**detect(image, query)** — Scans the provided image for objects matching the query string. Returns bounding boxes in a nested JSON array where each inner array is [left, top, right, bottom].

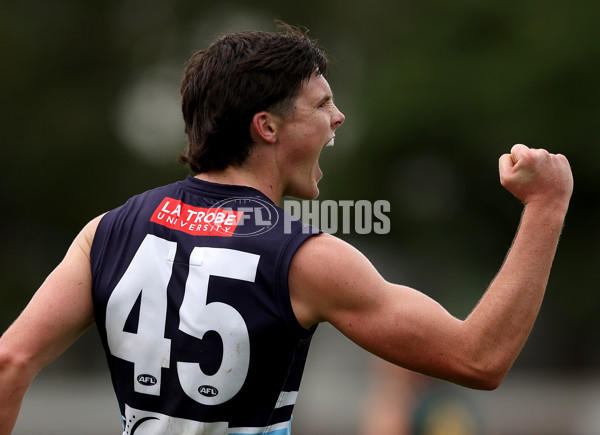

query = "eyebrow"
[[317, 94, 333, 106]]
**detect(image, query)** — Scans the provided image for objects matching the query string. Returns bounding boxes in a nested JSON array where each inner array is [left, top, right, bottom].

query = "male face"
[[275, 74, 345, 200]]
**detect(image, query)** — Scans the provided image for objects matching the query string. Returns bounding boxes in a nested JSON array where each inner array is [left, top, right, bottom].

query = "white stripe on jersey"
[[121, 404, 294, 435]]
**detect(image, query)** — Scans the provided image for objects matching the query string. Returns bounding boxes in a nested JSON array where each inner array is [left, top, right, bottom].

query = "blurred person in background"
[[0, 22, 572, 435], [361, 358, 482, 434], [361, 359, 427, 434]]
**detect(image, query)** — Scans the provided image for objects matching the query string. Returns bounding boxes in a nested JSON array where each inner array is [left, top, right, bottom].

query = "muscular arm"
[[290, 145, 573, 390], [0, 216, 102, 435]]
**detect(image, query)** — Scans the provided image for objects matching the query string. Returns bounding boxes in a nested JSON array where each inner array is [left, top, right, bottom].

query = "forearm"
[[464, 202, 567, 386], [0, 346, 38, 435]]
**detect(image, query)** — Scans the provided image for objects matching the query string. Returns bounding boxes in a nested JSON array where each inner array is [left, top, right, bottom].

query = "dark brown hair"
[[178, 23, 329, 173]]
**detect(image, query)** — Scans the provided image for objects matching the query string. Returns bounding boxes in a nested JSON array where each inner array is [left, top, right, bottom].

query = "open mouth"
[[325, 137, 335, 147]]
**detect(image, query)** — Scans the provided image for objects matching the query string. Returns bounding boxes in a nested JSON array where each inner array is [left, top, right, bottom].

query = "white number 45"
[[105, 234, 260, 405]]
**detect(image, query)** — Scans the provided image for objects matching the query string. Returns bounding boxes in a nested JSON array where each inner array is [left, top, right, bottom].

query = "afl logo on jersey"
[[137, 374, 157, 386], [212, 197, 279, 237], [198, 385, 219, 397]]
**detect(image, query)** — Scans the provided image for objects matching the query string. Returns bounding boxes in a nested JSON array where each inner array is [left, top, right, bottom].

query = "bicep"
[[290, 234, 467, 377]]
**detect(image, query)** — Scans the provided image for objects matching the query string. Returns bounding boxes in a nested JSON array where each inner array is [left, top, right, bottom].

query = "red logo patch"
[[150, 197, 243, 237]]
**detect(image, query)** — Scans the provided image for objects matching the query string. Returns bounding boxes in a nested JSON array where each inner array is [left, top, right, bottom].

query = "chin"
[[285, 172, 322, 199], [307, 180, 321, 199], [289, 185, 320, 200]]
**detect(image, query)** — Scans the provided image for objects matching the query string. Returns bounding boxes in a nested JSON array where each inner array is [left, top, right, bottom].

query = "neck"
[[195, 164, 283, 205]]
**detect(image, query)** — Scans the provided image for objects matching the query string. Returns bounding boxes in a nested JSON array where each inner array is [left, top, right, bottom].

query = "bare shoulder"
[[67, 213, 106, 262], [76, 214, 105, 250], [292, 232, 378, 270], [289, 233, 386, 329]]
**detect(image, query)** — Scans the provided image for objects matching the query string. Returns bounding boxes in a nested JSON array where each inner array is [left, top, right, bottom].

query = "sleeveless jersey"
[[90, 176, 319, 435]]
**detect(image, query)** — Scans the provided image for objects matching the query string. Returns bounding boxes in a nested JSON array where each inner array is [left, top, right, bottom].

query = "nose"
[[332, 105, 345, 129]]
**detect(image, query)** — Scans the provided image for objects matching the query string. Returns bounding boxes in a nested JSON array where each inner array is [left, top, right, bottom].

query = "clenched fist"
[[499, 144, 573, 212]]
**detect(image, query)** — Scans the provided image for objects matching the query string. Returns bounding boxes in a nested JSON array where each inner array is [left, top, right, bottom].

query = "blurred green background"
[[1, 0, 599, 433]]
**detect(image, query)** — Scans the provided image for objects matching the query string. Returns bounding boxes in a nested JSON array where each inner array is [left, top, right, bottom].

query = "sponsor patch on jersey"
[[151, 197, 243, 237]]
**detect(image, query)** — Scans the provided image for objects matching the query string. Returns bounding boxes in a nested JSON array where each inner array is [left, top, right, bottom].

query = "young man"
[[0, 25, 573, 434]]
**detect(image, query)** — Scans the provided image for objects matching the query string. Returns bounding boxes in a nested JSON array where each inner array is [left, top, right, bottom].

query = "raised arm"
[[289, 144, 572, 390], [0, 216, 102, 435]]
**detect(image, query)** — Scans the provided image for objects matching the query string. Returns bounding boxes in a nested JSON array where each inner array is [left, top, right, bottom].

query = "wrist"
[[521, 201, 569, 233]]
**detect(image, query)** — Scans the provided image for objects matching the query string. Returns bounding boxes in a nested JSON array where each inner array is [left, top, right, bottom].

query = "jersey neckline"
[[179, 176, 276, 205]]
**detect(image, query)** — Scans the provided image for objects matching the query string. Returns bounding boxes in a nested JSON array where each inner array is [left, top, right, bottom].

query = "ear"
[[251, 111, 279, 144]]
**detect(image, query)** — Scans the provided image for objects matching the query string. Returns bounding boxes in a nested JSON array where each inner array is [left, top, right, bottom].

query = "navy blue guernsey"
[[90, 176, 319, 435]]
